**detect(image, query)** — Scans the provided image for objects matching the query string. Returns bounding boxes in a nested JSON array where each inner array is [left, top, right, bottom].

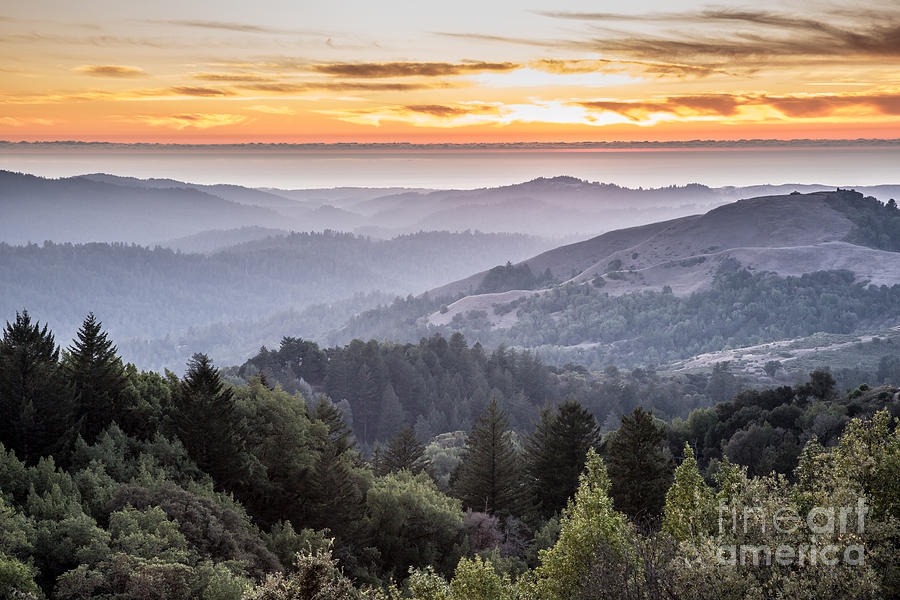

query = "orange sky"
[[2, 1, 900, 143]]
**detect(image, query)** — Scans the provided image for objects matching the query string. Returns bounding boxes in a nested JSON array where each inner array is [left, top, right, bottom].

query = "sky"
[[2, 0, 900, 143]]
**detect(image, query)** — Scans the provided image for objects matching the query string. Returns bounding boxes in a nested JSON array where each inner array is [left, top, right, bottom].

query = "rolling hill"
[[0, 171, 289, 245], [332, 190, 900, 374], [429, 190, 900, 327]]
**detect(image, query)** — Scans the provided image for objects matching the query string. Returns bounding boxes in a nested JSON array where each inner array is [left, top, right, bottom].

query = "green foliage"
[[264, 522, 333, 573], [2, 311, 900, 597], [365, 471, 464, 578], [407, 565, 450, 600], [423, 432, 465, 492], [605, 407, 674, 521], [448, 555, 512, 600], [662, 444, 715, 543], [525, 400, 600, 517], [354, 267, 900, 371], [242, 334, 562, 446], [826, 189, 900, 252], [63, 313, 128, 444], [0, 310, 69, 464], [373, 427, 428, 477], [453, 400, 525, 516], [169, 353, 251, 490], [0, 552, 40, 599], [243, 549, 358, 600], [526, 449, 627, 600], [476, 262, 553, 295]]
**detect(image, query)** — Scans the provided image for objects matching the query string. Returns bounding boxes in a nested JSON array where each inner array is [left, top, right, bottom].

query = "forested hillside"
[[1, 310, 899, 599], [235, 333, 735, 446], [0, 231, 550, 371], [334, 266, 900, 370], [334, 191, 900, 374]]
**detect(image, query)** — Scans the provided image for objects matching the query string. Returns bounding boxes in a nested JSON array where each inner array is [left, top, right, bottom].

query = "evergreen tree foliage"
[[376, 383, 405, 441], [305, 398, 367, 549], [453, 399, 525, 516], [606, 407, 674, 522], [661, 444, 715, 543], [0, 310, 69, 462], [373, 425, 428, 476], [525, 400, 600, 517], [169, 353, 249, 490], [63, 313, 128, 444]]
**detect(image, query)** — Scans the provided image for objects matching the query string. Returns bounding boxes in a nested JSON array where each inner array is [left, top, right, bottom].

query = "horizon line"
[[2, 138, 900, 151]]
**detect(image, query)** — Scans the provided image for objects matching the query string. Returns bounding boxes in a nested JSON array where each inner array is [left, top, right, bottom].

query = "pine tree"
[[306, 397, 365, 542], [662, 443, 715, 543], [376, 383, 405, 441], [454, 399, 525, 516], [311, 396, 354, 455], [374, 426, 428, 476], [63, 312, 127, 444], [524, 399, 600, 517], [170, 353, 248, 489], [0, 310, 69, 462], [606, 407, 675, 522]]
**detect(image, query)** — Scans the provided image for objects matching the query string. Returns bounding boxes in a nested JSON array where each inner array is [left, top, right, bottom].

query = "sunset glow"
[[2, 0, 900, 143]]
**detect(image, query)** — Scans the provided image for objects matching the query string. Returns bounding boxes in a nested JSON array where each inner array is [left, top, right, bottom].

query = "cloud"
[[574, 92, 900, 122], [321, 101, 607, 128], [443, 7, 900, 75], [565, 8, 900, 63], [577, 94, 742, 121], [0, 116, 55, 127], [239, 81, 455, 93], [310, 61, 518, 78], [762, 93, 900, 117], [531, 58, 724, 78], [246, 104, 295, 115], [403, 104, 497, 117], [169, 86, 236, 97], [434, 34, 726, 78], [326, 91, 900, 129], [74, 65, 147, 78], [126, 113, 250, 130], [193, 72, 276, 83], [147, 20, 308, 35]]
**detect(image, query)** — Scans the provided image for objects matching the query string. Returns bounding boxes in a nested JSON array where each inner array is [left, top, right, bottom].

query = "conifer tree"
[[306, 397, 365, 541], [170, 353, 248, 489], [0, 310, 69, 462], [454, 399, 525, 516], [374, 425, 428, 476], [311, 396, 354, 455], [376, 383, 405, 441], [524, 399, 600, 517], [662, 444, 715, 543], [606, 407, 674, 521], [63, 312, 127, 444]]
